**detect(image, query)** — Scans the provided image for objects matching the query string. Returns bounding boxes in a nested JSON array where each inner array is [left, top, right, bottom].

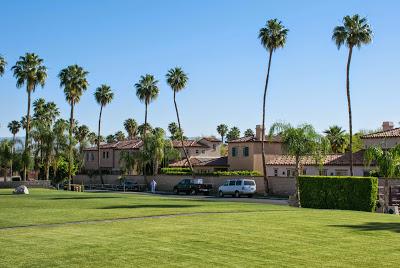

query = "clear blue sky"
[[1, 0, 399, 138]]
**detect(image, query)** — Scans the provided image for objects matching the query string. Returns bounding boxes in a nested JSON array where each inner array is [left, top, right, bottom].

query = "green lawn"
[[1, 189, 400, 267]]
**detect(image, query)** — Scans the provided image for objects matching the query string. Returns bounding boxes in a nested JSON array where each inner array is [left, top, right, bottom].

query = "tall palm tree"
[[258, 19, 288, 194], [12, 53, 47, 180], [115, 131, 125, 141], [0, 55, 6, 77], [94, 84, 114, 185], [135, 74, 159, 185], [124, 118, 138, 139], [216, 124, 228, 143], [323, 125, 347, 153], [7, 120, 21, 176], [166, 67, 193, 175], [59, 65, 89, 187], [332, 14, 373, 176]]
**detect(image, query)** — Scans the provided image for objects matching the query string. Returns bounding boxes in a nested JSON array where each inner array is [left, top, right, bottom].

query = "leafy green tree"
[[124, 118, 138, 139], [365, 145, 400, 212], [226, 127, 240, 142], [115, 131, 125, 141], [52, 119, 69, 179], [135, 74, 159, 185], [216, 124, 228, 143], [119, 150, 141, 176], [12, 53, 47, 180], [138, 123, 152, 137], [0, 140, 13, 180], [106, 134, 115, 143], [166, 67, 193, 175], [0, 55, 6, 77], [259, 19, 288, 193], [8, 120, 21, 176], [95, 84, 114, 184], [332, 14, 373, 175], [244, 128, 255, 137], [324, 125, 347, 153], [59, 65, 89, 187], [269, 123, 323, 204], [88, 132, 98, 146]]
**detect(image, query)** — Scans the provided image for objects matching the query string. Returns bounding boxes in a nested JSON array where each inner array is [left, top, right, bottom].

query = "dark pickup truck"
[[173, 179, 212, 195]]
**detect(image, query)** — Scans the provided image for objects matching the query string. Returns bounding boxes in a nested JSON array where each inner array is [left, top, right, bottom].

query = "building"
[[360, 121, 400, 149], [169, 156, 228, 173], [83, 137, 222, 173]]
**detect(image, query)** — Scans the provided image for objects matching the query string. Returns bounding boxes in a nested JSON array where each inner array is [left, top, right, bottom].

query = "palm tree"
[[7, 120, 21, 176], [259, 19, 288, 193], [226, 127, 241, 142], [269, 123, 325, 205], [88, 132, 98, 146], [324, 125, 347, 153], [166, 67, 193, 175], [135, 74, 159, 185], [138, 123, 152, 137], [0, 140, 13, 180], [0, 55, 6, 77], [365, 145, 400, 213], [12, 53, 47, 180], [244, 128, 255, 137], [59, 65, 89, 187], [124, 118, 138, 139], [332, 14, 373, 176], [106, 134, 115, 143], [217, 124, 228, 143], [94, 84, 114, 185]]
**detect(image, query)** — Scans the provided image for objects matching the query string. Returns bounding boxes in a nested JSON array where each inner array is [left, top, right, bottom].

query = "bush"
[[298, 176, 378, 212], [160, 168, 261, 176]]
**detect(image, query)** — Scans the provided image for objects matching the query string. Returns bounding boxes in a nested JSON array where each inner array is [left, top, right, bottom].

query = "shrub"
[[160, 168, 261, 176], [212, 170, 261, 176], [298, 176, 378, 212], [160, 168, 191, 175]]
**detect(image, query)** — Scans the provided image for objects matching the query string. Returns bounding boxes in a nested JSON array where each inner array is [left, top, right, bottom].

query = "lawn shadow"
[[48, 196, 121, 200], [99, 204, 198, 209], [331, 222, 400, 233]]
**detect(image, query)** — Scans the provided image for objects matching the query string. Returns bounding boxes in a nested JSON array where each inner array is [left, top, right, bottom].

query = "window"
[[287, 169, 291, 177], [223, 181, 229, 186], [274, 169, 278, 177], [243, 147, 249, 157], [91, 153, 94, 161], [213, 144, 216, 150], [196, 150, 199, 154], [106, 152, 109, 158], [335, 169, 348, 176], [244, 180, 255, 186], [103, 152, 106, 159], [303, 169, 307, 175], [235, 180, 242, 186], [232, 147, 237, 157], [319, 169, 328, 176], [86, 153, 89, 161], [229, 180, 236, 186]]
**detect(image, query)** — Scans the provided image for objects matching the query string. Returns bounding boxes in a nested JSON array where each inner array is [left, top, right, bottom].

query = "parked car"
[[117, 180, 139, 191], [173, 178, 212, 195], [218, 179, 256, 198]]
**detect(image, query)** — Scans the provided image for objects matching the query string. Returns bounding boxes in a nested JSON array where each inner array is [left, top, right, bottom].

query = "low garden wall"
[[0, 180, 52, 189]]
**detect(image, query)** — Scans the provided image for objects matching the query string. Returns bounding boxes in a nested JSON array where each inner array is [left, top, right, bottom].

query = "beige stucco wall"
[[266, 165, 368, 177], [362, 137, 400, 149]]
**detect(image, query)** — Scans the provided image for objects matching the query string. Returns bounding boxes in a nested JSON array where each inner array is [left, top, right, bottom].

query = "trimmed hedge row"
[[160, 168, 261, 177], [298, 176, 378, 212]]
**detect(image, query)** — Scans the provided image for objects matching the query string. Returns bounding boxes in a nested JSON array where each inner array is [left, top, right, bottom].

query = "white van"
[[218, 179, 256, 198]]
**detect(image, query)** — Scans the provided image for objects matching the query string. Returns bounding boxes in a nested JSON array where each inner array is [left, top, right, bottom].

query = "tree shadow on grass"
[[99, 204, 198, 209], [331, 222, 400, 233], [48, 196, 121, 200]]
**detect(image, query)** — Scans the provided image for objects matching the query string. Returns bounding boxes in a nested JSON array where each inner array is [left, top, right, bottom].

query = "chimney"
[[382, 121, 394, 131], [255, 125, 264, 141]]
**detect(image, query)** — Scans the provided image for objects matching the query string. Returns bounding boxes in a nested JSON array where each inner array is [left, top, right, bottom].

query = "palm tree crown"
[[258, 19, 289, 52], [332, 14, 373, 49], [166, 67, 188, 93], [12, 53, 47, 92], [324, 125, 347, 153], [124, 118, 138, 139], [8, 121, 21, 136], [95, 84, 114, 107], [0, 55, 7, 77], [59, 65, 89, 104], [135, 74, 159, 105]]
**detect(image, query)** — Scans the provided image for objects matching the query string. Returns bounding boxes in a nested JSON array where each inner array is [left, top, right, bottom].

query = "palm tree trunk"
[[261, 50, 273, 194], [98, 105, 104, 185], [173, 91, 194, 177], [23, 88, 32, 181], [346, 46, 354, 176], [68, 100, 75, 190], [384, 178, 389, 213], [10, 133, 15, 177], [143, 103, 148, 187], [295, 156, 301, 206]]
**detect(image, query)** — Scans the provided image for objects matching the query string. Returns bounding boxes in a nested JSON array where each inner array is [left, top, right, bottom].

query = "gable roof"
[[361, 128, 400, 139], [200, 137, 221, 143], [169, 156, 228, 167], [266, 150, 367, 166], [84, 139, 143, 151], [171, 140, 208, 148]]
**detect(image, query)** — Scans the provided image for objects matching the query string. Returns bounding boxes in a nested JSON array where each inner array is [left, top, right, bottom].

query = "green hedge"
[[298, 176, 378, 212], [160, 168, 261, 177]]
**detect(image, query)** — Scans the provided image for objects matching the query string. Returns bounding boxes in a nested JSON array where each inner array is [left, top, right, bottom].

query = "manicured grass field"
[[1, 189, 400, 267]]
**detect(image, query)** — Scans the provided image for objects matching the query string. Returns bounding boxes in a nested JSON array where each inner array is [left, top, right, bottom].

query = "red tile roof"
[[200, 137, 221, 142], [361, 128, 400, 139], [169, 156, 228, 167], [171, 140, 207, 148], [84, 139, 143, 151], [266, 150, 366, 166]]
